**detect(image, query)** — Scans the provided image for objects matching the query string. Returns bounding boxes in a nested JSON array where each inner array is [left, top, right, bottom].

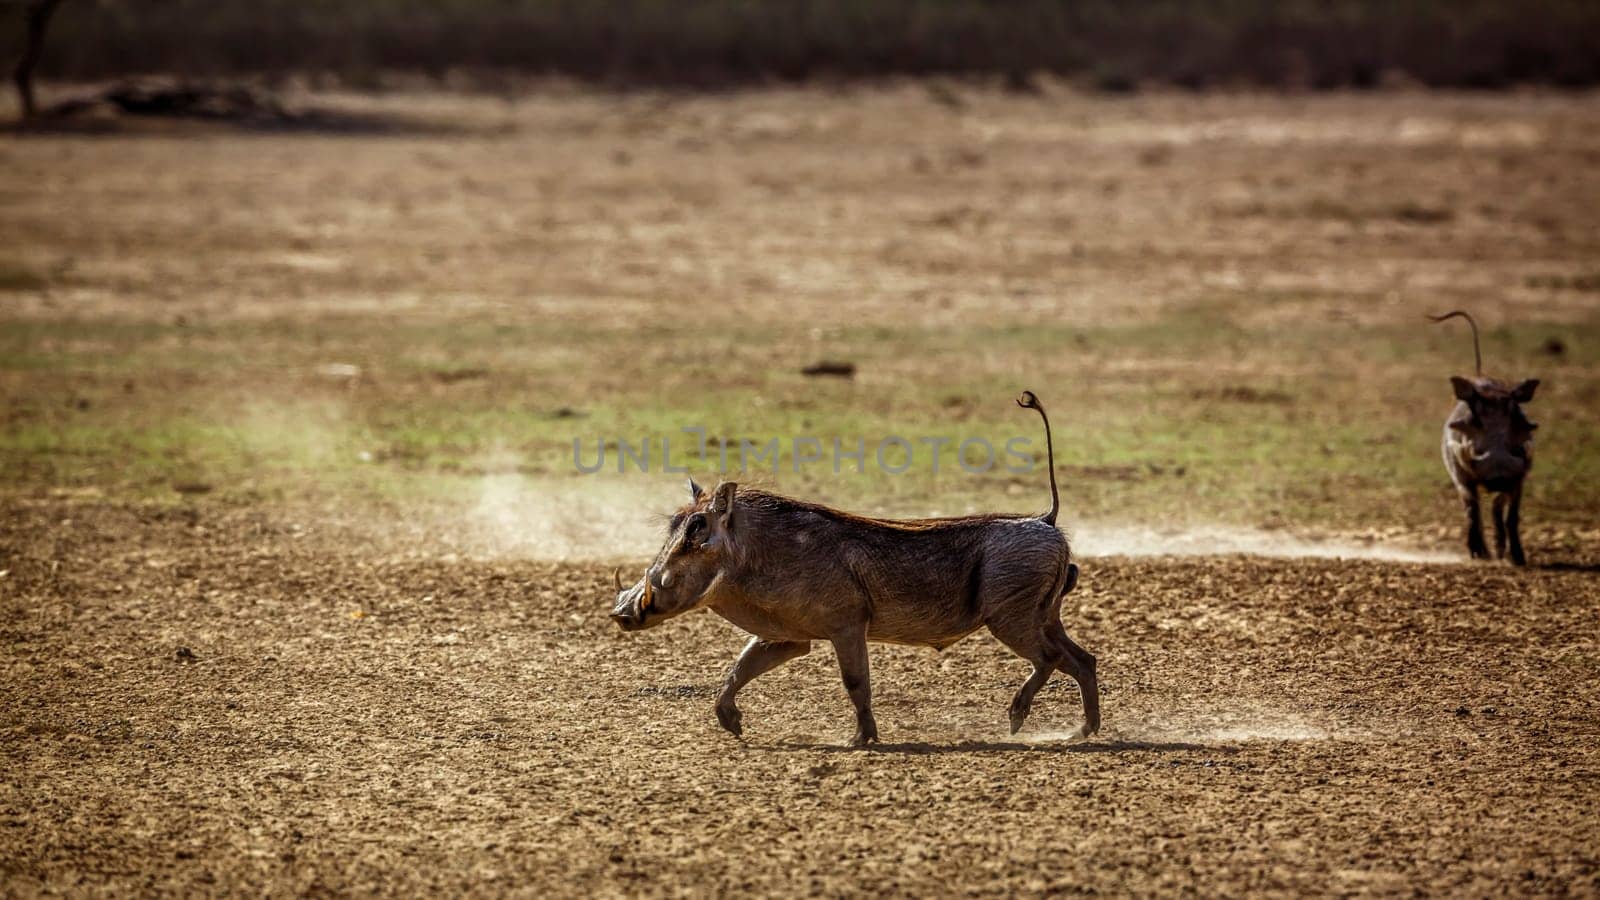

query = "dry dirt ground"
[[3, 501, 1598, 896]]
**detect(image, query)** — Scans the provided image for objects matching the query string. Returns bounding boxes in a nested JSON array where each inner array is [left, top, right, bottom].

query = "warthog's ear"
[[710, 481, 738, 534], [687, 477, 705, 503], [1512, 379, 1540, 403], [1450, 376, 1477, 402]]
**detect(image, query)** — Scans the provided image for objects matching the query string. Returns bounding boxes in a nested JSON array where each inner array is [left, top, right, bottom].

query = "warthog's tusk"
[[640, 582, 653, 612], [613, 568, 623, 592]]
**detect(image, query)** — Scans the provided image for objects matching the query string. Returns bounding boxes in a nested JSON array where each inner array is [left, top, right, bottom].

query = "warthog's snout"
[[1473, 449, 1527, 492], [610, 569, 651, 631], [610, 604, 641, 631]]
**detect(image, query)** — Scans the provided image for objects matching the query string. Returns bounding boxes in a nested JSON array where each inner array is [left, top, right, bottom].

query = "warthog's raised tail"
[[1015, 390, 1059, 526], [1428, 310, 1483, 375]]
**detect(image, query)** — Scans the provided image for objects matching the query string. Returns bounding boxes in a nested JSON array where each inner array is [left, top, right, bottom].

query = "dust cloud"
[[455, 474, 668, 562], [436, 475, 1458, 565], [1029, 711, 1335, 746], [1071, 523, 1457, 564]]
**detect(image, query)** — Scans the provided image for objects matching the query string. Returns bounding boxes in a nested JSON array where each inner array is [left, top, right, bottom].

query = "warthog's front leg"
[[1506, 485, 1527, 567], [1492, 492, 1510, 560], [715, 638, 811, 737], [1462, 487, 1489, 559], [830, 626, 878, 747]]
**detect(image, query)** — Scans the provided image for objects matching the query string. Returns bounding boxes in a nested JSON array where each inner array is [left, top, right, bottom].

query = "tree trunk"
[[14, 0, 64, 121]]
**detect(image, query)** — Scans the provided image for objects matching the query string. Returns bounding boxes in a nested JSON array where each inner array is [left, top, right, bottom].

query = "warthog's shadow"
[[1534, 561, 1600, 573], [765, 738, 1226, 755]]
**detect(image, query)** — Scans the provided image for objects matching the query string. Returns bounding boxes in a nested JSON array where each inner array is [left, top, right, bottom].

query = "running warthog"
[[609, 391, 1099, 746], [1430, 311, 1539, 565]]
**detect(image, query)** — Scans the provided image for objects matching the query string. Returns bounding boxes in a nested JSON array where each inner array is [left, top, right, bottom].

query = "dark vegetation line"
[[6, 0, 1600, 92]]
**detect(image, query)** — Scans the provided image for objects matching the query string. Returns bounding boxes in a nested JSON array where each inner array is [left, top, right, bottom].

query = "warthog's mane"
[[671, 487, 1038, 535]]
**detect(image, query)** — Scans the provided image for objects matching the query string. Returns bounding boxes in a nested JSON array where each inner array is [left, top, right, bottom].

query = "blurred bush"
[[8, 0, 1600, 89]]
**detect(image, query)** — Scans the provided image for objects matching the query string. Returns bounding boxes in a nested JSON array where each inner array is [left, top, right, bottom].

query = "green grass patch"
[[5, 310, 1597, 534]]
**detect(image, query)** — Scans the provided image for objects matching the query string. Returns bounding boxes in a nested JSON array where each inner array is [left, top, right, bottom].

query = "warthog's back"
[[861, 515, 1070, 646], [722, 491, 1070, 647]]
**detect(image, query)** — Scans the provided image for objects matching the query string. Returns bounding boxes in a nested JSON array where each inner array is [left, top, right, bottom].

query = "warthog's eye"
[[685, 514, 706, 542]]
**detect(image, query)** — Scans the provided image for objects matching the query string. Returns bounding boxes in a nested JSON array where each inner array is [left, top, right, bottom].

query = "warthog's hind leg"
[[1010, 656, 1060, 735], [987, 616, 1064, 735], [1046, 622, 1100, 738], [715, 638, 811, 738]]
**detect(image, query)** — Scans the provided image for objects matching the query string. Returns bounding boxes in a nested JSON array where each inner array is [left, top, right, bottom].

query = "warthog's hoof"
[[852, 720, 879, 747], [1009, 701, 1031, 734], [715, 703, 743, 738]]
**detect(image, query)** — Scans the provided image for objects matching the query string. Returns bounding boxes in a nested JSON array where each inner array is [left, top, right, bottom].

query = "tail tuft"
[[1015, 390, 1059, 526]]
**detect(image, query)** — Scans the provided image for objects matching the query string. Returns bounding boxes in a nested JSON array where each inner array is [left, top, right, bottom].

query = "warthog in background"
[[1430, 311, 1540, 565], [610, 391, 1099, 746]]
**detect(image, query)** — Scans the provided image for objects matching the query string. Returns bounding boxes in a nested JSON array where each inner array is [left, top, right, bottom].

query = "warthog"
[[1430, 310, 1539, 565], [610, 391, 1099, 746]]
